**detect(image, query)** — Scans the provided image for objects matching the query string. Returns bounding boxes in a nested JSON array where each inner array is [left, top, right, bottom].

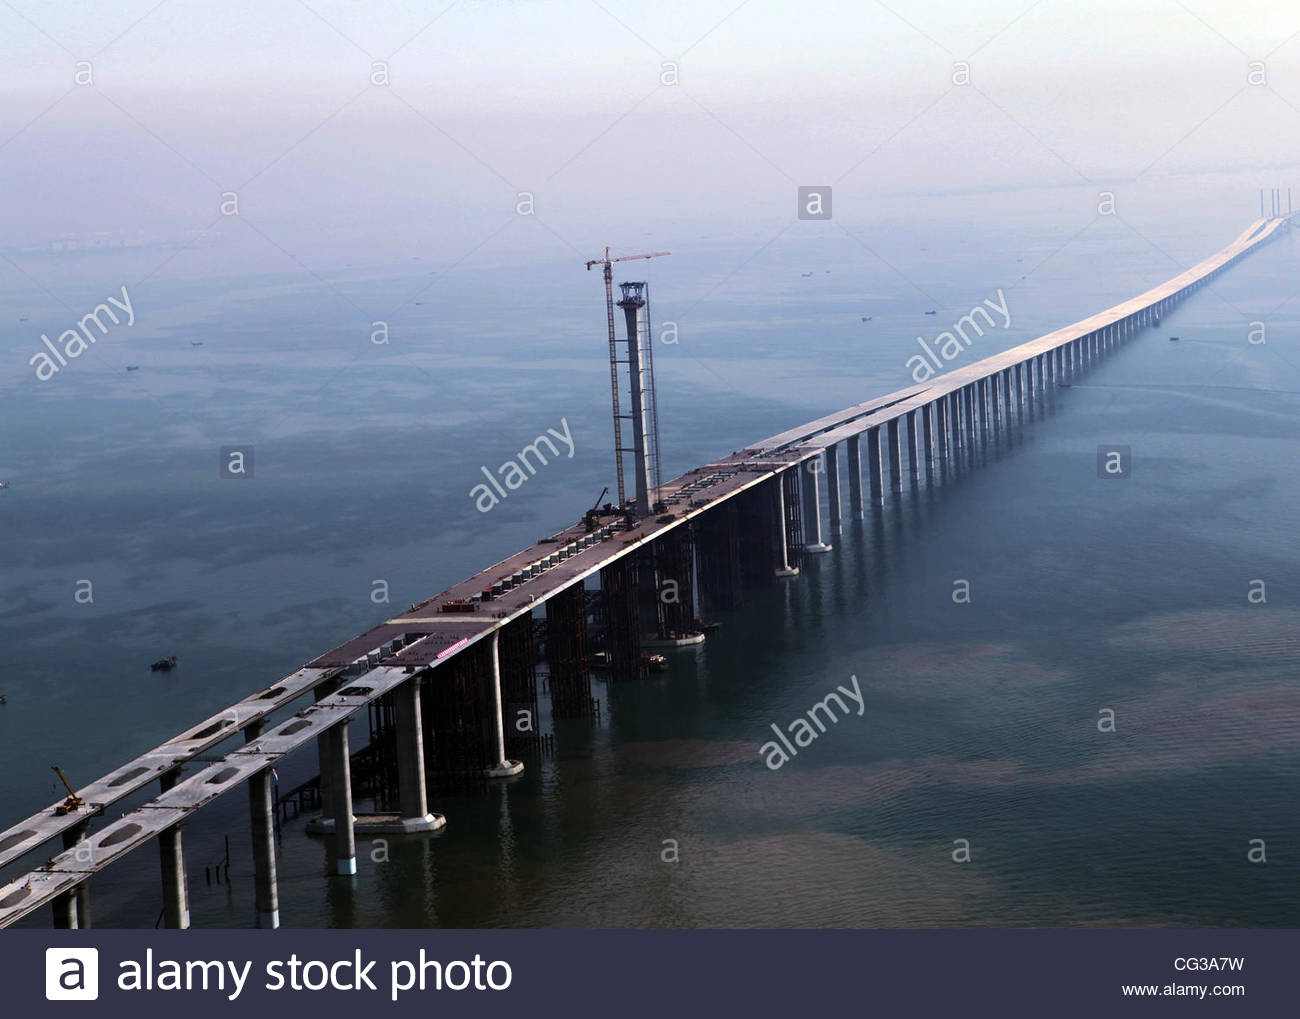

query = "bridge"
[[0, 214, 1290, 930]]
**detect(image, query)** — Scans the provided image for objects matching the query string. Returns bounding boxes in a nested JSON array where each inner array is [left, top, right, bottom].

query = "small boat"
[[18, 316, 28, 322], [588, 651, 610, 670], [1168, 336, 1180, 342], [924, 310, 937, 315], [191, 341, 203, 346], [1153, 315, 1160, 325], [0, 693, 7, 705], [692, 616, 720, 633], [126, 365, 140, 371], [1058, 383, 1072, 389], [800, 272, 813, 278], [861, 316, 872, 322], [0, 481, 9, 489], [150, 656, 177, 672], [642, 653, 669, 673]]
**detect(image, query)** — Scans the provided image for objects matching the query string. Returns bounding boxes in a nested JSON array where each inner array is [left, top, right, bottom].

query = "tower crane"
[[585, 248, 669, 509]]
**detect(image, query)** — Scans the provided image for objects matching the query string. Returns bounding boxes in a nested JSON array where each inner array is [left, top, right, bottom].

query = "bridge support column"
[[395, 675, 444, 830], [484, 631, 525, 776], [327, 722, 357, 875], [800, 461, 831, 552], [905, 412, 920, 479], [1001, 370, 1012, 421], [846, 434, 864, 518], [159, 769, 190, 929], [977, 380, 989, 433], [949, 392, 963, 447], [52, 889, 78, 930], [59, 823, 91, 929], [773, 472, 799, 575], [547, 582, 596, 715], [825, 446, 842, 532], [935, 399, 949, 459], [922, 402, 935, 463], [249, 766, 280, 928], [159, 826, 190, 929], [962, 385, 975, 440], [867, 427, 884, 504], [313, 675, 343, 821], [886, 417, 902, 491]]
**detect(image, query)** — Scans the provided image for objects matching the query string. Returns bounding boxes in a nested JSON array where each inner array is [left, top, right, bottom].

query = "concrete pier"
[[313, 676, 342, 821], [935, 399, 949, 459], [773, 472, 799, 575], [59, 824, 90, 929], [846, 434, 864, 518], [800, 461, 831, 552], [825, 445, 842, 532], [159, 826, 189, 928], [921, 402, 935, 463], [52, 889, 77, 930], [886, 418, 902, 492], [905, 411, 920, 479], [159, 769, 190, 929], [867, 427, 884, 505], [393, 676, 444, 831], [327, 723, 357, 876], [483, 632, 526, 777], [249, 766, 279, 928]]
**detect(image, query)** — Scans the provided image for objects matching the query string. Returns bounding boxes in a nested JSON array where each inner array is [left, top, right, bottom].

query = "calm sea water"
[[2, 191, 1298, 927]]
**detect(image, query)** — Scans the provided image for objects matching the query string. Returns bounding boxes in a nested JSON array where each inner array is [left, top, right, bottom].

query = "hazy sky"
[[1, 1, 1298, 266]]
